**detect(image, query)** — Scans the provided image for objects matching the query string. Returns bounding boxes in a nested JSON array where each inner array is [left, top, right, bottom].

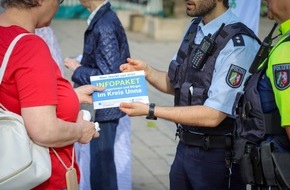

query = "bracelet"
[[146, 103, 157, 120]]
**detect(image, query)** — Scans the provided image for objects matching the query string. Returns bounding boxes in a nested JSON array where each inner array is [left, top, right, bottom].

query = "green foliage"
[[260, 1, 268, 17], [162, 0, 174, 18], [147, 121, 157, 128]]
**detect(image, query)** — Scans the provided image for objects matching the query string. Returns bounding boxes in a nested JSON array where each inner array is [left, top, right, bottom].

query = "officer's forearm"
[[154, 105, 227, 128], [146, 65, 174, 95]]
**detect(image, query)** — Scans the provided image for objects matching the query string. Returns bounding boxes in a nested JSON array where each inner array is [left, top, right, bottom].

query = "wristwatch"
[[146, 103, 157, 120]]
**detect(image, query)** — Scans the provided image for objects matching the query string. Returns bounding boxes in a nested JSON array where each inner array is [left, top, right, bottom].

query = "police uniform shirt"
[[266, 19, 290, 127], [173, 9, 260, 116]]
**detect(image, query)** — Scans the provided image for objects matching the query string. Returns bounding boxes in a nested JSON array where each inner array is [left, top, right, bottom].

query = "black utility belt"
[[177, 130, 232, 150]]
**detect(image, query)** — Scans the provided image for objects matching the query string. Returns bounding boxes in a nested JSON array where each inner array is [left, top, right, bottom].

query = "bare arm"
[[22, 106, 99, 148], [120, 58, 175, 95], [145, 64, 175, 95], [119, 102, 227, 128]]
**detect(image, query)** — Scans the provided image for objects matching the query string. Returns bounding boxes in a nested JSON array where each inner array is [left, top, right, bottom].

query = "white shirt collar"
[[87, 0, 109, 25]]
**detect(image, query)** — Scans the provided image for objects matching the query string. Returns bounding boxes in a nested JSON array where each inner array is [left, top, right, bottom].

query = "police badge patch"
[[226, 64, 246, 88], [273, 63, 290, 90]]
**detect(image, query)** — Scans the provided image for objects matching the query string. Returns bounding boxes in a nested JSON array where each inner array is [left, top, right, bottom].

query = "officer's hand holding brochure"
[[90, 71, 149, 109]]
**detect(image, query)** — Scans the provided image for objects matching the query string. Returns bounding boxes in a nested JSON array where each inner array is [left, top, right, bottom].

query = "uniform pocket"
[[168, 60, 180, 87]]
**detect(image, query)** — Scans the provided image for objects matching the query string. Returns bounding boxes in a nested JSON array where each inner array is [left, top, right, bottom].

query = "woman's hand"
[[76, 111, 99, 144], [64, 57, 81, 71], [119, 102, 149, 117], [74, 85, 105, 104]]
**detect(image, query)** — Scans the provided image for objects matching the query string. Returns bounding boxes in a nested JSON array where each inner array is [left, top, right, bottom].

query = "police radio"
[[249, 22, 278, 74], [192, 23, 225, 70]]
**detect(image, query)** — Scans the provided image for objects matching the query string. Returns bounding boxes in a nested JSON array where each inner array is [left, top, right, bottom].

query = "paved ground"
[[51, 16, 274, 190]]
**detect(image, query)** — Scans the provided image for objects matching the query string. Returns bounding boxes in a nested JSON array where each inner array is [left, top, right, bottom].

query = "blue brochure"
[[90, 71, 149, 109]]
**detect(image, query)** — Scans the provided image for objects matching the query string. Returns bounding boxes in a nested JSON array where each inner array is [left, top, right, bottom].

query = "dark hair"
[[223, 0, 229, 9], [1, 0, 39, 8]]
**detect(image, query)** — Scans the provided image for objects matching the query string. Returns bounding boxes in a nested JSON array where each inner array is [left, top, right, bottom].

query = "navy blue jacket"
[[71, 2, 130, 122]]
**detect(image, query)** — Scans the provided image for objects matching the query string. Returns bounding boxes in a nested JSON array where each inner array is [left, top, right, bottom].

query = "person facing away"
[[233, 0, 290, 189], [0, 0, 102, 189], [0, 3, 66, 76], [119, 0, 260, 189], [64, 0, 131, 190]]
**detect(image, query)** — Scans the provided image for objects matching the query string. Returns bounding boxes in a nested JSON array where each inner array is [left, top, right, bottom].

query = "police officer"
[[119, 0, 260, 189], [260, 0, 290, 142], [232, 0, 290, 189], [234, 0, 290, 156]]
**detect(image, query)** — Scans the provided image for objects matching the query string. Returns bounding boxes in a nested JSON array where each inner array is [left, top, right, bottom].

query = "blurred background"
[[55, 0, 268, 19], [54, 0, 268, 42]]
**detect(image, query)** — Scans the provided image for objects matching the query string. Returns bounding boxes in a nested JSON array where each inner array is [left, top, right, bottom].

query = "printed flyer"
[[90, 71, 149, 109]]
